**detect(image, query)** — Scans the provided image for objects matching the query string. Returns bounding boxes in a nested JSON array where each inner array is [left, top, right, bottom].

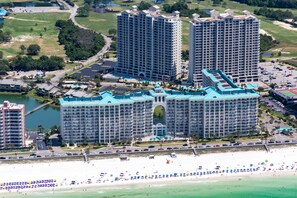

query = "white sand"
[[273, 21, 297, 32], [260, 29, 275, 40], [1, 147, 297, 193]]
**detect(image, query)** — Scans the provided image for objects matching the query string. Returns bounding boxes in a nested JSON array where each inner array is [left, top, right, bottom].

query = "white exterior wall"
[[116, 8, 182, 81], [0, 101, 25, 149], [189, 13, 260, 85]]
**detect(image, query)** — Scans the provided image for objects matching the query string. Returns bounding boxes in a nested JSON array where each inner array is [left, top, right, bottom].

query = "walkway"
[[25, 101, 52, 116]]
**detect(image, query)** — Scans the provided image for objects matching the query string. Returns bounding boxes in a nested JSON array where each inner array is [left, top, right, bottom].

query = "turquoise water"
[[4, 175, 297, 198], [0, 94, 60, 130]]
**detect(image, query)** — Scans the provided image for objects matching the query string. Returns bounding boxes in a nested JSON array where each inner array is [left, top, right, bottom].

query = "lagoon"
[[0, 93, 60, 130]]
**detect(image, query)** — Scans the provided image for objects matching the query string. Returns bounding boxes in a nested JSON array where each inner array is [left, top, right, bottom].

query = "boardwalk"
[[25, 102, 52, 116]]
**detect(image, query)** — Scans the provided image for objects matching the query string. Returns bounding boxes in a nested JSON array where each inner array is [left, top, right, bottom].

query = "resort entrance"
[[152, 123, 167, 136]]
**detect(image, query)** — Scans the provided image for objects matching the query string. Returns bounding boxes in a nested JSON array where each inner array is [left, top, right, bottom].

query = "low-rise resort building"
[[60, 70, 259, 145]]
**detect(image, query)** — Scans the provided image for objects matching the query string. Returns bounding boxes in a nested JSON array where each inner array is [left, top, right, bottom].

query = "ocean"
[[4, 174, 297, 198]]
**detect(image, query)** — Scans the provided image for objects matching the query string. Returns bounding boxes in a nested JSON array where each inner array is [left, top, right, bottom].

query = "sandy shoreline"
[[1, 147, 297, 195]]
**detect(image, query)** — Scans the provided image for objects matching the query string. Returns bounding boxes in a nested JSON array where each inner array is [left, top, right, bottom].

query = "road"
[[51, 0, 112, 86]]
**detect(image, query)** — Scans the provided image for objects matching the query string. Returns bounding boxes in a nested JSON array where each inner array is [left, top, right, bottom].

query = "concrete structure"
[[60, 70, 259, 145], [271, 88, 297, 104], [189, 10, 260, 85], [116, 5, 182, 81], [0, 79, 27, 92], [0, 101, 25, 149]]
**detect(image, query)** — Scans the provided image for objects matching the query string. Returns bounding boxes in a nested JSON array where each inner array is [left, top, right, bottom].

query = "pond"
[[0, 93, 60, 130]]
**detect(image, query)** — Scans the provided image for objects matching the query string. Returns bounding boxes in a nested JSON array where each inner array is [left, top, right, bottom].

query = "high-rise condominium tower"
[[116, 5, 182, 81], [189, 10, 259, 85], [0, 101, 25, 149]]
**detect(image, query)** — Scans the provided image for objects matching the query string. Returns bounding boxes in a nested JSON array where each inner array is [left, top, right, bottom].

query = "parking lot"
[[259, 62, 297, 88], [71, 61, 115, 80]]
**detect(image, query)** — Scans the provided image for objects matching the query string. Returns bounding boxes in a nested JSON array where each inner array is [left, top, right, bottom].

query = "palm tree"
[[37, 125, 44, 134]]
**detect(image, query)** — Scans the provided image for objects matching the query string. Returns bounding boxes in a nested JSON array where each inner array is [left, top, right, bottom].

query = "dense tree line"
[[0, 55, 65, 73], [260, 34, 279, 52], [163, 0, 209, 18], [231, 0, 297, 9], [0, 30, 12, 43], [77, 4, 90, 17], [55, 20, 105, 61], [254, 7, 294, 21]]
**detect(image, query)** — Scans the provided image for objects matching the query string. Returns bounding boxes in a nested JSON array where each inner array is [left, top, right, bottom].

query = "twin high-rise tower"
[[116, 6, 182, 81], [189, 10, 259, 85], [116, 7, 260, 85]]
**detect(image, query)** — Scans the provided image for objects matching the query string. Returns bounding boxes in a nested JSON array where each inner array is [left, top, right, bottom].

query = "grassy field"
[[75, 12, 117, 35], [75, 0, 297, 57], [1, 13, 69, 59]]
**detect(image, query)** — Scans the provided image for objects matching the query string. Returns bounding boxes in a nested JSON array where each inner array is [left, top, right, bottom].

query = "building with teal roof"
[[60, 70, 259, 145]]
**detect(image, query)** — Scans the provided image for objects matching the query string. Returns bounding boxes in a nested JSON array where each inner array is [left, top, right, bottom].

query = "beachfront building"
[[60, 70, 259, 145], [189, 10, 260, 85], [0, 101, 25, 149], [115, 5, 182, 81]]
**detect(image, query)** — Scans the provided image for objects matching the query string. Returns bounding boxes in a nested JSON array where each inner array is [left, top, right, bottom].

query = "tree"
[[27, 44, 41, 55], [0, 60, 10, 74], [50, 125, 60, 135], [269, 83, 277, 89], [55, 20, 105, 61], [37, 125, 44, 134], [138, 1, 152, 10], [77, 5, 90, 17], [212, 0, 222, 5], [0, 30, 12, 43], [30, 27, 34, 32], [40, 33, 43, 38], [0, 51, 3, 59], [182, 50, 189, 61], [20, 45, 26, 55], [108, 28, 117, 36], [44, 27, 47, 32], [257, 87, 265, 92]]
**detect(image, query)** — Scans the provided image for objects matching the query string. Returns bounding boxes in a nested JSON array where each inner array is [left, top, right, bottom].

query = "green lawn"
[[75, 12, 117, 35], [1, 13, 70, 58], [182, 18, 190, 50]]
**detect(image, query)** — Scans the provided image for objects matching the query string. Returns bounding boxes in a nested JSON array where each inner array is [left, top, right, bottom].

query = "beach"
[[1, 147, 297, 196]]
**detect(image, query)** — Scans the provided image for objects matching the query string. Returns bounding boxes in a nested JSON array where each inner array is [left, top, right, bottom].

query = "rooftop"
[[276, 88, 297, 98], [0, 101, 24, 110], [202, 69, 241, 92], [0, 79, 27, 87], [119, 5, 180, 20], [60, 82, 259, 106], [192, 9, 256, 23]]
